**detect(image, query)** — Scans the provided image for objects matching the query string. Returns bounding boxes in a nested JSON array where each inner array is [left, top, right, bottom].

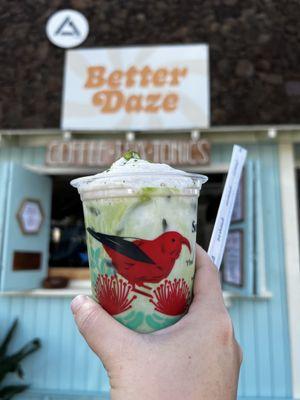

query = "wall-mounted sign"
[[223, 230, 243, 287], [17, 199, 44, 235], [231, 173, 244, 223], [61, 44, 209, 130], [13, 252, 42, 271], [46, 9, 89, 49], [46, 139, 211, 167]]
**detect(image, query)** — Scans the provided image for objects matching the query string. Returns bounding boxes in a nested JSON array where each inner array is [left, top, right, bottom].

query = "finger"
[[71, 295, 135, 362], [192, 244, 224, 305]]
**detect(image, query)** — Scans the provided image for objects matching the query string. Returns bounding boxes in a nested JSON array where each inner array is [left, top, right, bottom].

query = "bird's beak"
[[181, 237, 191, 253]]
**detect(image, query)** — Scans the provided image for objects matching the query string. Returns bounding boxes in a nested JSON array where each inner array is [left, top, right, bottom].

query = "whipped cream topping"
[[108, 156, 187, 174], [71, 156, 207, 192]]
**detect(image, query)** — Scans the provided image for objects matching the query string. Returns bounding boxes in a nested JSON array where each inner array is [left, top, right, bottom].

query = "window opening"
[[48, 174, 225, 271], [196, 173, 225, 251], [49, 176, 88, 268]]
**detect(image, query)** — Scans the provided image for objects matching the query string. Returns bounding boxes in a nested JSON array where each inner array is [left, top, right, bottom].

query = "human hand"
[[71, 245, 242, 400]]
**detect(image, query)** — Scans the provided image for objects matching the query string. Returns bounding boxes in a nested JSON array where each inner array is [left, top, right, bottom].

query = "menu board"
[[231, 174, 244, 223], [223, 230, 243, 286]]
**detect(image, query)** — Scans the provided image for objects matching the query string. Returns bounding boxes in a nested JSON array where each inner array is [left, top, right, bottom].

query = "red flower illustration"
[[150, 278, 191, 316], [95, 274, 137, 315]]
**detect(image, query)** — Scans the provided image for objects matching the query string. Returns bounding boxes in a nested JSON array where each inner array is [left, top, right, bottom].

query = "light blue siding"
[[232, 143, 291, 399], [0, 296, 105, 397], [0, 143, 292, 399], [0, 163, 52, 290]]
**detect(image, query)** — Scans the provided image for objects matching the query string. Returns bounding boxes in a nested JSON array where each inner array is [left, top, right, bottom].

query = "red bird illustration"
[[87, 228, 191, 297]]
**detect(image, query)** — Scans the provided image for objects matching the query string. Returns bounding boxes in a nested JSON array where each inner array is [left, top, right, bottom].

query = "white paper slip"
[[208, 145, 247, 269]]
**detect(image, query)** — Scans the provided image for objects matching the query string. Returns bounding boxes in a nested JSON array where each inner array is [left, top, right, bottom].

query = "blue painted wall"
[[0, 142, 292, 399], [0, 296, 107, 398]]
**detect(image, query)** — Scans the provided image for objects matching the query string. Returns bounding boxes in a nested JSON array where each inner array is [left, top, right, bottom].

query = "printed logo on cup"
[[46, 9, 89, 48]]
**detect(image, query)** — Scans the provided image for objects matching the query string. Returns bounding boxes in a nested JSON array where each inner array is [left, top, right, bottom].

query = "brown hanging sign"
[[46, 139, 211, 167]]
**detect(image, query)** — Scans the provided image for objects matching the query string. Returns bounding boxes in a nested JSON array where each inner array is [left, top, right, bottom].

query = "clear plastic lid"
[[71, 171, 208, 194]]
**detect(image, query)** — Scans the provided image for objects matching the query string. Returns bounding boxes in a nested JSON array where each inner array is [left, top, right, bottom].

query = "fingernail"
[[71, 295, 88, 314]]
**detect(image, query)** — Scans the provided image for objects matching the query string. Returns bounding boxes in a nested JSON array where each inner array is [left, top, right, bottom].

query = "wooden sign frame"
[[16, 198, 44, 235]]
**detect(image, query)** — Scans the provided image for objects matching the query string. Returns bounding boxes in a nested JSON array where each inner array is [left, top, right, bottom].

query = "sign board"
[[231, 173, 244, 223], [223, 230, 243, 287], [46, 139, 211, 167], [17, 199, 44, 235], [46, 9, 89, 48], [61, 44, 209, 130]]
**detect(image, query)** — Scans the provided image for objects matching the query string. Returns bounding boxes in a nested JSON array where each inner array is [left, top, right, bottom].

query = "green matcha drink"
[[71, 152, 207, 333]]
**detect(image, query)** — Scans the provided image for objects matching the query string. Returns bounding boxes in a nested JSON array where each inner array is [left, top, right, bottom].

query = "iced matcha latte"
[[71, 152, 207, 333]]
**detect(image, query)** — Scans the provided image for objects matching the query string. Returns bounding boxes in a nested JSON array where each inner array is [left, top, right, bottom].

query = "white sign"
[[17, 200, 44, 234], [61, 44, 209, 131], [46, 9, 89, 49]]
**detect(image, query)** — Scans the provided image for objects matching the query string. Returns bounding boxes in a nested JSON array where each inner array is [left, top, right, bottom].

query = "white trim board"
[[279, 142, 300, 398], [2, 124, 300, 135], [25, 163, 229, 176]]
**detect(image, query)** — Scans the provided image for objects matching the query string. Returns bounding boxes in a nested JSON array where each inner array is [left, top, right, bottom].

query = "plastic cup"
[[71, 171, 207, 332]]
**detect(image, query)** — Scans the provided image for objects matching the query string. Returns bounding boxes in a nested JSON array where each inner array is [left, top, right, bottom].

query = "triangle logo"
[[46, 10, 89, 48], [54, 16, 81, 36]]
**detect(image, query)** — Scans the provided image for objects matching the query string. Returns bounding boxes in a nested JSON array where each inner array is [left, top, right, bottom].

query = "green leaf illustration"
[[146, 313, 181, 330], [116, 311, 144, 330]]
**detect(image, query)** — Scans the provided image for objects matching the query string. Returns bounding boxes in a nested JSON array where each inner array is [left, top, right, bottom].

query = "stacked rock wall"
[[0, 0, 299, 128]]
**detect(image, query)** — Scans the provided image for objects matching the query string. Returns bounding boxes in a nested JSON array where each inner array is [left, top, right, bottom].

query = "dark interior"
[[196, 173, 225, 250], [49, 176, 87, 267], [49, 173, 225, 268]]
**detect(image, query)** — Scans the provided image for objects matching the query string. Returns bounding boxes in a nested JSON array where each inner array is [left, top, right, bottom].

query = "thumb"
[[191, 245, 225, 308], [71, 295, 134, 364]]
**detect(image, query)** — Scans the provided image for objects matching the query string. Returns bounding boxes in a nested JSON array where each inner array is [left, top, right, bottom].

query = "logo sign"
[[61, 44, 209, 130], [46, 139, 211, 167], [17, 199, 44, 235], [46, 9, 89, 49]]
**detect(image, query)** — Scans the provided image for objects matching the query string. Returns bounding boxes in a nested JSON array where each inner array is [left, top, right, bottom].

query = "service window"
[[0, 161, 266, 294], [48, 174, 225, 281], [49, 175, 89, 280], [196, 173, 224, 250], [46, 163, 264, 296]]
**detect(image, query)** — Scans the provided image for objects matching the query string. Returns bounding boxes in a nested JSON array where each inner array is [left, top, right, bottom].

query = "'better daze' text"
[[84, 66, 188, 114]]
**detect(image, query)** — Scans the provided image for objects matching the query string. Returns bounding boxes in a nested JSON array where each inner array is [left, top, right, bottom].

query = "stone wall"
[[1, 0, 300, 128]]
